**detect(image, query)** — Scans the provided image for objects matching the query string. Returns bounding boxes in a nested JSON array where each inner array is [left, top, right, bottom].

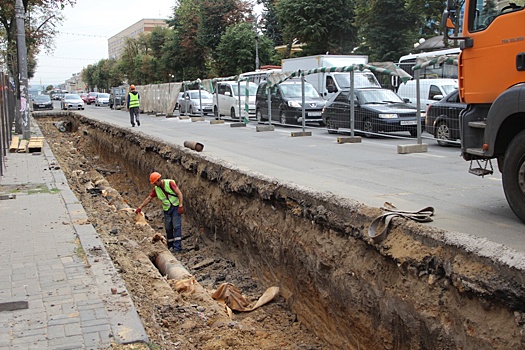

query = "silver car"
[[95, 93, 110, 107], [177, 90, 214, 115], [61, 94, 85, 110]]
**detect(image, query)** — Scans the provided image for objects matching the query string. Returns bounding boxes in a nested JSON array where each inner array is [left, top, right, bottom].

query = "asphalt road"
[[59, 103, 525, 253]]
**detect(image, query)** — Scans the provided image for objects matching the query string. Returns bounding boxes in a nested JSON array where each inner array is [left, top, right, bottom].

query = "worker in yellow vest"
[[135, 172, 185, 252], [127, 84, 140, 127]]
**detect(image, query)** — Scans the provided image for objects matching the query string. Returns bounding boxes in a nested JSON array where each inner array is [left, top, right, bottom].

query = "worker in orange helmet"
[[135, 172, 185, 253], [127, 84, 140, 127]]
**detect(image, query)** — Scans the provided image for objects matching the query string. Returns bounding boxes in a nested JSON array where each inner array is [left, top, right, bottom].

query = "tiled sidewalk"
[[0, 121, 147, 349]]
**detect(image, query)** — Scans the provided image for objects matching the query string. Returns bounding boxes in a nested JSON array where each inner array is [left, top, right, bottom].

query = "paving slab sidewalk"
[[0, 121, 148, 349]]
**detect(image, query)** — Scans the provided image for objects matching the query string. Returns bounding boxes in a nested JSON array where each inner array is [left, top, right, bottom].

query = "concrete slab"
[[291, 131, 312, 137], [0, 301, 29, 312], [230, 122, 246, 128], [337, 136, 362, 144], [256, 125, 275, 132], [397, 143, 428, 154]]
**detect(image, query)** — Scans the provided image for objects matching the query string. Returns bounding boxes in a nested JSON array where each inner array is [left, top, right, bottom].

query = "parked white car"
[[214, 81, 258, 119], [396, 78, 458, 111]]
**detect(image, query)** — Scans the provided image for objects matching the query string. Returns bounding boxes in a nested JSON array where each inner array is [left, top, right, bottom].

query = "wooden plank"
[[17, 139, 29, 153], [9, 136, 19, 153], [27, 137, 44, 153]]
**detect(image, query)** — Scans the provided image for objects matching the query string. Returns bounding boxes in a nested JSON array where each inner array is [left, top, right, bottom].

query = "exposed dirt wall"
[[52, 113, 525, 349]]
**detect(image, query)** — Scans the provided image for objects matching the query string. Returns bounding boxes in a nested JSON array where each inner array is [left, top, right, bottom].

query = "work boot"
[[137, 120, 140, 126]]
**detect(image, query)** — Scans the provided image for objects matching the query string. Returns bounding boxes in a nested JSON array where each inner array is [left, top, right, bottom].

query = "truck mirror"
[[446, 0, 457, 11]]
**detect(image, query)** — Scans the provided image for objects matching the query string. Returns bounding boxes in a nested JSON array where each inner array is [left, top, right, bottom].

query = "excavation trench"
[[35, 113, 525, 349]]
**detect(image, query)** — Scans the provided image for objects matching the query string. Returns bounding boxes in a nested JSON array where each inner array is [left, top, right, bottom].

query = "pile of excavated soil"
[[37, 117, 329, 350]]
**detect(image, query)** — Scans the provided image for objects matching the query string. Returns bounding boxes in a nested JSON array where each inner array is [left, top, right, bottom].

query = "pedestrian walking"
[[135, 172, 185, 252], [127, 84, 141, 127]]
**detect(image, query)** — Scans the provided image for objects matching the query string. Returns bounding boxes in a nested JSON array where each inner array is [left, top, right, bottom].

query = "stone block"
[[397, 143, 428, 154]]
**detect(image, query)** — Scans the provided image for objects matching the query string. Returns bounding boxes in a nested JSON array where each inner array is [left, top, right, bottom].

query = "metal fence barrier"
[[0, 72, 16, 176]]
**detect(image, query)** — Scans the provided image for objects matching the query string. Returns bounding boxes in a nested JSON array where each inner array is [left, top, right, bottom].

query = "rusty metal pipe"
[[183, 140, 204, 152]]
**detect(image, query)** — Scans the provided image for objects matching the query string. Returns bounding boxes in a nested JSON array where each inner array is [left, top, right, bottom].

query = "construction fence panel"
[[323, 88, 421, 138], [265, 64, 424, 139], [136, 83, 182, 115], [397, 56, 461, 147]]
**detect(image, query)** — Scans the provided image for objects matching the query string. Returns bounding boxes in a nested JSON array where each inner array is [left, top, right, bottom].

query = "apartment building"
[[108, 18, 168, 59]]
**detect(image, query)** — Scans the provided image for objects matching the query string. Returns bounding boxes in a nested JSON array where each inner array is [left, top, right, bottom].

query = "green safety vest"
[[129, 92, 140, 108], [155, 179, 180, 211]]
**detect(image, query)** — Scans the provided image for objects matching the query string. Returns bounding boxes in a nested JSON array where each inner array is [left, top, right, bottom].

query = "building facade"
[[108, 19, 168, 59]]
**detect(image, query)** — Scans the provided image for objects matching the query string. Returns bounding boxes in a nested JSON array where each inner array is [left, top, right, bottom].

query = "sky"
[[29, 0, 177, 88]]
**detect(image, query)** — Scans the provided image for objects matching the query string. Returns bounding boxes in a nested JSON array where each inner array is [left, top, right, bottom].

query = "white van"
[[281, 55, 381, 100], [214, 81, 259, 119], [397, 78, 458, 110]]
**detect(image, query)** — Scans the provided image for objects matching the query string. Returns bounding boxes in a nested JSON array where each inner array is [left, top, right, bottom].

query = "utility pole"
[[15, 0, 31, 139], [254, 15, 260, 71]]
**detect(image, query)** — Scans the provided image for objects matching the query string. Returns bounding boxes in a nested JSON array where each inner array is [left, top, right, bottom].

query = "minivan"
[[214, 81, 258, 119], [255, 79, 325, 125], [396, 78, 458, 110]]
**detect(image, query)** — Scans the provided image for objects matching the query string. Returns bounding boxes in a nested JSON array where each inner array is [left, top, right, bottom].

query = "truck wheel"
[[230, 107, 236, 120], [502, 129, 525, 223]]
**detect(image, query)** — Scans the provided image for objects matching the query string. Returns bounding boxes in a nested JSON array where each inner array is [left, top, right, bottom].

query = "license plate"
[[308, 112, 322, 116], [400, 120, 417, 125], [39, 104, 45, 107]]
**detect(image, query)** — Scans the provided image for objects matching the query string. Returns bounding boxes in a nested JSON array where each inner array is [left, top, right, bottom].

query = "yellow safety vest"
[[129, 92, 140, 108], [154, 179, 179, 211]]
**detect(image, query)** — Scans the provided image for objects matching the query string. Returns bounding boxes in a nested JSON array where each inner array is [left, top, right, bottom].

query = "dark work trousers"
[[129, 106, 140, 126], [163, 205, 182, 251]]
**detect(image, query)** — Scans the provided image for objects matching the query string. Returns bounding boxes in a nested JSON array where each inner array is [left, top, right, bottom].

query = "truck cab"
[[109, 87, 126, 109], [443, 0, 525, 222]]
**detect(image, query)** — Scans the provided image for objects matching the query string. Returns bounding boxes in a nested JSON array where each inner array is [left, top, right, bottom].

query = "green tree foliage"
[[276, 0, 358, 56], [406, 0, 449, 38], [215, 22, 275, 76], [258, 0, 283, 47], [166, 0, 252, 80], [81, 64, 96, 91], [81, 58, 123, 92], [0, 0, 75, 79], [355, 0, 419, 61]]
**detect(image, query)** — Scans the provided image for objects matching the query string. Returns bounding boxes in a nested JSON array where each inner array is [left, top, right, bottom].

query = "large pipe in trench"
[[83, 169, 233, 324]]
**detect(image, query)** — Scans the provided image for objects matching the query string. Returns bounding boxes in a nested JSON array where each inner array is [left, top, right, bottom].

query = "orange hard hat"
[[149, 172, 161, 184], [130, 84, 136, 90]]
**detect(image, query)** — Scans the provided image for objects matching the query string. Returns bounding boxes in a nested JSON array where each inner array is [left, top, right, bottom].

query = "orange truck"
[[443, 0, 525, 222]]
